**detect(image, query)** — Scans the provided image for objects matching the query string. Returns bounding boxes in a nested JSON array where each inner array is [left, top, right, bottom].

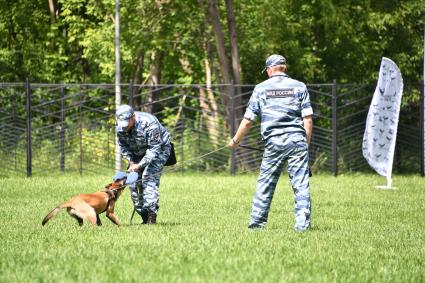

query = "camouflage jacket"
[[116, 112, 170, 168], [244, 73, 313, 141]]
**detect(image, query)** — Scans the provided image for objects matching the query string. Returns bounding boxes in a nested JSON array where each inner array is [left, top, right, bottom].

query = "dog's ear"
[[111, 179, 126, 188], [104, 183, 113, 189]]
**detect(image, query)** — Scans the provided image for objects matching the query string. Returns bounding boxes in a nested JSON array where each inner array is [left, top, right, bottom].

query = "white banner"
[[362, 57, 403, 177]]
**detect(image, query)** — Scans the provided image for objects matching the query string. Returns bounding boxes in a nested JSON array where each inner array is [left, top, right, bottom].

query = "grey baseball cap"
[[115, 104, 134, 128], [262, 54, 286, 73]]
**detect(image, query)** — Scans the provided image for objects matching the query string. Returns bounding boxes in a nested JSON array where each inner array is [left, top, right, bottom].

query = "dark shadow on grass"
[[119, 221, 182, 228], [303, 225, 322, 232], [257, 224, 324, 232], [155, 221, 182, 227]]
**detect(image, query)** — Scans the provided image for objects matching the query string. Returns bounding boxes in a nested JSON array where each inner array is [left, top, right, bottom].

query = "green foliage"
[[0, 174, 424, 282], [1, 1, 423, 168], [1, 0, 423, 84]]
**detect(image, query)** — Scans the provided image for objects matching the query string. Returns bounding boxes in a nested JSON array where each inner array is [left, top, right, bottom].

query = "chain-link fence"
[[0, 81, 423, 177]]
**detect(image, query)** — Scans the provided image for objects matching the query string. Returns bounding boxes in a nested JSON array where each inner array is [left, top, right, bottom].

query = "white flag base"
[[375, 185, 396, 190], [375, 176, 396, 190]]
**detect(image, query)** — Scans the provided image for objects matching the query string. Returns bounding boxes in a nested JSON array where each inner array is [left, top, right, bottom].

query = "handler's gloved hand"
[[113, 171, 127, 181], [125, 172, 139, 184]]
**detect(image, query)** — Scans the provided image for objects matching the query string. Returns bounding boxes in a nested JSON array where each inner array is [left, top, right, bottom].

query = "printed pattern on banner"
[[362, 57, 403, 176]]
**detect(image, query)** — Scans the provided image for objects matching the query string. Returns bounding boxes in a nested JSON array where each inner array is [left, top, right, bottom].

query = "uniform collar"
[[270, 72, 289, 78]]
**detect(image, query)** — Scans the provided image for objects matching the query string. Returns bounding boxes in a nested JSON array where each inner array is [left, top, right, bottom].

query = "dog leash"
[[129, 145, 229, 224], [238, 144, 264, 152]]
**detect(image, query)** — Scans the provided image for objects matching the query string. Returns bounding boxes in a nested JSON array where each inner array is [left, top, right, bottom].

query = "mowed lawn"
[[0, 173, 424, 282]]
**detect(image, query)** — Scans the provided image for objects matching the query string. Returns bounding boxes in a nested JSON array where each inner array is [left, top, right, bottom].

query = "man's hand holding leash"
[[227, 138, 240, 149], [228, 118, 253, 149]]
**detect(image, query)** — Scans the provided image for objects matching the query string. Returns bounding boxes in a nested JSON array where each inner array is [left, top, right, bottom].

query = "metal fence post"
[[60, 83, 65, 172], [180, 116, 185, 175], [25, 79, 32, 177], [79, 86, 83, 175], [230, 83, 236, 175], [197, 124, 201, 173], [129, 80, 134, 107], [332, 79, 338, 176], [421, 80, 424, 176], [13, 87, 18, 171]]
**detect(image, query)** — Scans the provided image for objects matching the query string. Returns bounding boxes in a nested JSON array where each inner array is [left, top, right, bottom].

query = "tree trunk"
[[199, 0, 232, 119], [199, 41, 220, 146], [224, 0, 241, 87], [48, 0, 57, 51], [144, 51, 162, 114], [48, 0, 56, 24], [224, 0, 243, 130], [224, 0, 255, 171], [206, 0, 231, 85], [132, 46, 144, 109]]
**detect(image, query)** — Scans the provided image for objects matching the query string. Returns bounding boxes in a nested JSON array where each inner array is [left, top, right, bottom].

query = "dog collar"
[[104, 189, 119, 201]]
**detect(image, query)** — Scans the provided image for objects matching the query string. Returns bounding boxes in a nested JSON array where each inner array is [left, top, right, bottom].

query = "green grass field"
[[0, 173, 424, 282]]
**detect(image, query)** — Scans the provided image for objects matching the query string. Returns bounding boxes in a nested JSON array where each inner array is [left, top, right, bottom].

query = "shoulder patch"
[[149, 127, 161, 145], [266, 88, 294, 98]]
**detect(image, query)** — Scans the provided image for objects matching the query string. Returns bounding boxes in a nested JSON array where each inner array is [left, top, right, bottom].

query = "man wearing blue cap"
[[115, 104, 171, 224], [228, 54, 313, 232]]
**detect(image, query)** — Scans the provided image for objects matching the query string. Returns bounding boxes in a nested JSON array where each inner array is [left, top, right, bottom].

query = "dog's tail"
[[41, 206, 62, 226]]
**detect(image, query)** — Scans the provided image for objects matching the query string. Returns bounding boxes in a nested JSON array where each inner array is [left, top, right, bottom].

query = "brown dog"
[[42, 177, 127, 226]]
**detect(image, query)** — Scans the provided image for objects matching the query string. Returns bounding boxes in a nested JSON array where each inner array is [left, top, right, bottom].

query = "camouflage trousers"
[[249, 133, 311, 231], [128, 143, 171, 216]]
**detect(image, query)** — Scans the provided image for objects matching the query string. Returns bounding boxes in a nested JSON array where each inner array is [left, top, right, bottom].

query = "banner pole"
[[386, 175, 392, 189]]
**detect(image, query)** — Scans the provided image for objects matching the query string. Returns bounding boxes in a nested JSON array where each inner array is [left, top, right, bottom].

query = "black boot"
[[140, 211, 148, 224], [147, 212, 157, 224]]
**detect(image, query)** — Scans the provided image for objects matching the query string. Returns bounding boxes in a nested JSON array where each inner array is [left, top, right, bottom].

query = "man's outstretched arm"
[[228, 118, 254, 148]]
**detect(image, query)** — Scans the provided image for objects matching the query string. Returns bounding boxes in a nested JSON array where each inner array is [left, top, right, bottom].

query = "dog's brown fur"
[[42, 178, 126, 226]]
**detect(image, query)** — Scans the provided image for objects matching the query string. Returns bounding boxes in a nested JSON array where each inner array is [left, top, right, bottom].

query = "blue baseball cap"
[[115, 104, 134, 128], [262, 54, 286, 73]]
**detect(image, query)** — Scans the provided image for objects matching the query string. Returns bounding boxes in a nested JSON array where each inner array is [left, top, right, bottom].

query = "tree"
[[225, 0, 242, 87]]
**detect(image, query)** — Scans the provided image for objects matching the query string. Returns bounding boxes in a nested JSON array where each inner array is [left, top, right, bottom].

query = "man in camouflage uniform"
[[116, 104, 171, 224], [228, 54, 313, 231]]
